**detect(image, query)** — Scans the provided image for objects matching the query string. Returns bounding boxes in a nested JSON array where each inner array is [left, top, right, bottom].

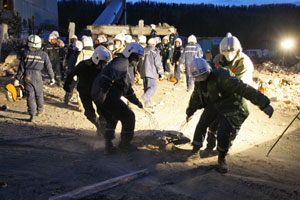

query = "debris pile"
[[253, 61, 300, 110], [0, 53, 20, 77]]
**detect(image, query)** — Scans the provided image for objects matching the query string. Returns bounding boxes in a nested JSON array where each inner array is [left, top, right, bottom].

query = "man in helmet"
[[172, 38, 184, 84], [186, 57, 273, 173], [140, 38, 164, 107], [205, 49, 212, 63], [138, 35, 147, 48], [76, 36, 94, 66], [64, 46, 112, 136], [112, 34, 125, 57], [168, 27, 178, 47], [15, 35, 55, 122], [91, 42, 144, 154], [200, 32, 254, 158], [179, 34, 203, 91], [149, 24, 157, 39], [161, 35, 173, 75], [63, 40, 83, 105], [43, 31, 63, 86], [94, 35, 107, 49]]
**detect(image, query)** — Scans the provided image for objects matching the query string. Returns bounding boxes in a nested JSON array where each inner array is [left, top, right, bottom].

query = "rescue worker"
[[205, 49, 212, 63], [155, 37, 163, 53], [44, 31, 62, 86], [63, 40, 83, 105], [200, 32, 254, 158], [140, 38, 164, 107], [138, 35, 147, 48], [149, 24, 157, 39], [14, 35, 55, 122], [179, 34, 203, 91], [64, 46, 112, 136], [94, 35, 107, 49], [168, 27, 178, 47], [172, 38, 184, 84], [112, 34, 125, 57], [69, 35, 78, 49], [76, 36, 94, 66], [161, 36, 173, 75], [91, 42, 144, 154], [186, 57, 273, 173]]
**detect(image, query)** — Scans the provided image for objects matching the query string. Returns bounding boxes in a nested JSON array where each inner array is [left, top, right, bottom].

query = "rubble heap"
[[253, 61, 300, 110]]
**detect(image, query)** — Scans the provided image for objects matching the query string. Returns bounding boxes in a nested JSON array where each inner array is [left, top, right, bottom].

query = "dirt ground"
[[0, 73, 300, 200]]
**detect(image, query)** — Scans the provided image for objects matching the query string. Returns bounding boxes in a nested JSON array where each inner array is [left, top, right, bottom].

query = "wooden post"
[[138, 20, 144, 37], [68, 22, 75, 45]]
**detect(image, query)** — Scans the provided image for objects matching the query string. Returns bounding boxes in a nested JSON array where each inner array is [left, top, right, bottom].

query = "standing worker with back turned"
[[14, 35, 55, 122]]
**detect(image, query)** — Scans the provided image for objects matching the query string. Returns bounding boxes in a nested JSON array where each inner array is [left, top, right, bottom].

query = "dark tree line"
[[58, 0, 300, 49]]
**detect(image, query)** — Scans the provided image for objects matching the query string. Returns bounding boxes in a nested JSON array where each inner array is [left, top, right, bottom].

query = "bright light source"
[[281, 39, 294, 50]]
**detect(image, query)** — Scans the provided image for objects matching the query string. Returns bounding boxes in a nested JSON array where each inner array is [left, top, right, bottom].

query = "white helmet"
[[92, 46, 112, 65], [189, 57, 212, 82], [138, 35, 147, 44], [70, 35, 77, 40], [188, 35, 197, 44], [147, 38, 157, 46], [219, 32, 242, 53], [82, 36, 93, 47], [48, 33, 57, 42], [150, 24, 156, 29], [114, 34, 125, 45], [122, 42, 144, 58], [97, 35, 107, 43], [174, 38, 182, 46], [51, 31, 59, 38], [155, 37, 161, 44], [72, 40, 83, 51], [162, 36, 169, 42], [124, 35, 133, 44], [28, 35, 42, 49]]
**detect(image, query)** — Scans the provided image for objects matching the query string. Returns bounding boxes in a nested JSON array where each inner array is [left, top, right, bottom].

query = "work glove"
[[49, 79, 55, 86], [263, 105, 274, 118], [14, 79, 19, 87], [137, 101, 143, 109], [186, 115, 192, 122]]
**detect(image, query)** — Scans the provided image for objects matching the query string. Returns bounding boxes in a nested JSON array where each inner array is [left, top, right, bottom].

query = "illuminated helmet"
[[147, 38, 157, 46], [72, 40, 83, 51], [70, 35, 78, 40], [114, 34, 125, 45], [82, 36, 93, 47], [28, 35, 42, 49], [189, 58, 212, 82], [122, 42, 144, 58], [187, 35, 197, 44], [97, 35, 107, 43], [162, 36, 169, 42], [124, 35, 133, 44], [138, 35, 147, 44], [92, 46, 112, 65], [174, 38, 182, 46]]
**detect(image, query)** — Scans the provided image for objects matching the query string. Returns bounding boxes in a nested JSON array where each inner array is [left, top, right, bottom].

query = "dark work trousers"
[[52, 61, 62, 82], [24, 75, 44, 116], [162, 58, 171, 73], [142, 77, 157, 106], [185, 65, 194, 90], [79, 92, 106, 131], [207, 118, 240, 150], [100, 92, 135, 142], [192, 104, 219, 147], [216, 115, 235, 154], [174, 63, 181, 81], [64, 79, 78, 103]]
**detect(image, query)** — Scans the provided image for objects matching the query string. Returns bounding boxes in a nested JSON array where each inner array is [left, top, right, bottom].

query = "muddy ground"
[[0, 74, 299, 200]]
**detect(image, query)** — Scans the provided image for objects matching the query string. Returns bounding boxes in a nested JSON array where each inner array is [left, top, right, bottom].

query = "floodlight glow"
[[281, 39, 294, 50]]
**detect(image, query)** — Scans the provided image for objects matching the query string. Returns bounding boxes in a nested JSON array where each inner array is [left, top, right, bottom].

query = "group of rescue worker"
[[13, 28, 274, 173]]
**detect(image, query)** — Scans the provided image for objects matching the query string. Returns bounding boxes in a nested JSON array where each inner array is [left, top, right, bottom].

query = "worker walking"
[[140, 38, 164, 107], [200, 32, 254, 158], [64, 46, 112, 136], [15, 35, 55, 122], [179, 34, 203, 91], [186, 57, 273, 173], [91, 43, 144, 154], [161, 36, 173, 76]]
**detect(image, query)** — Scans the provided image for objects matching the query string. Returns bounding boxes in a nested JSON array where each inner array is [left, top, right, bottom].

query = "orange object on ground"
[[5, 83, 17, 101], [169, 76, 177, 83]]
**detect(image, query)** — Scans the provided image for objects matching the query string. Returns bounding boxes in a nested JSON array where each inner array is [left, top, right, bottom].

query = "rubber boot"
[[29, 114, 35, 122], [218, 151, 228, 173], [118, 140, 137, 152], [191, 144, 201, 154], [104, 140, 116, 155], [64, 92, 72, 105]]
